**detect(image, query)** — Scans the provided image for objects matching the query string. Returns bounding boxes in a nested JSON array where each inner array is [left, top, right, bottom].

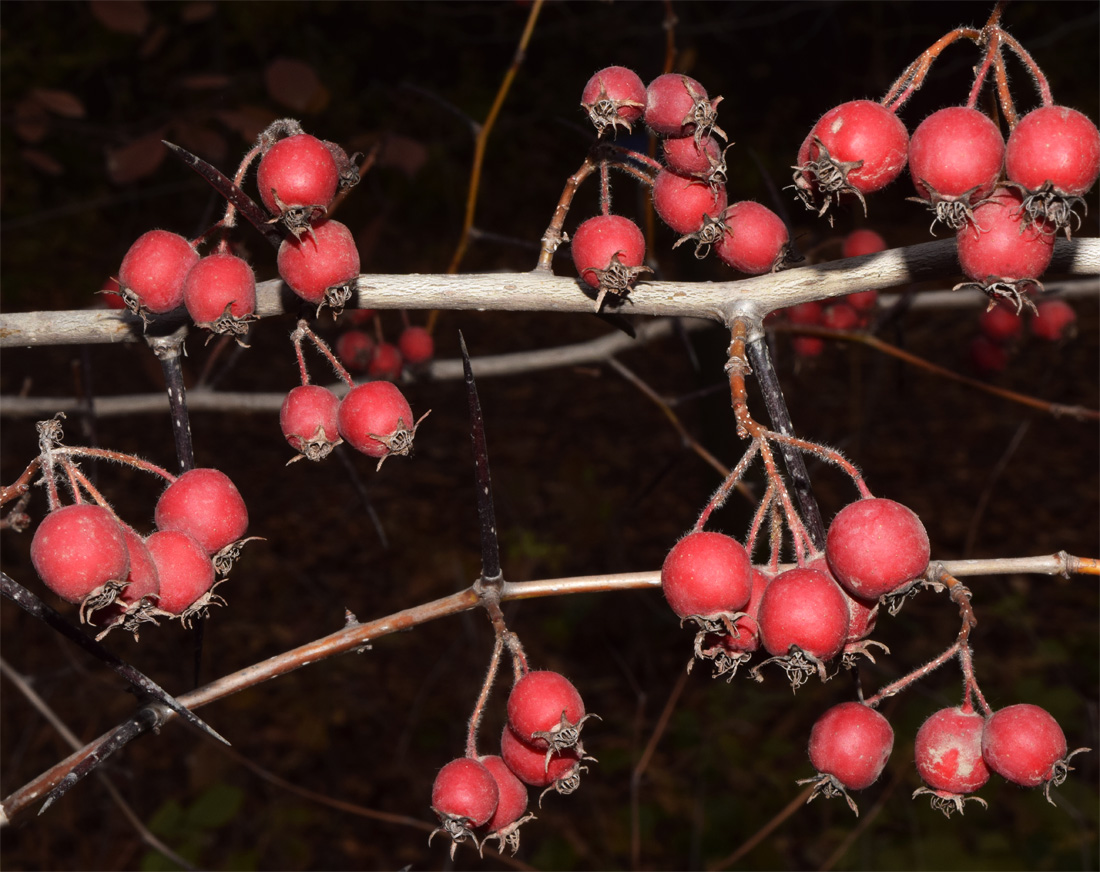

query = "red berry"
[[116, 525, 161, 607], [368, 341, 403, 380], [979, 301, 1023, 344], [581, 66, 646, 136], [915, 706, 990, 795], [572, 214, 647, 289], [714, 201, 789, 274], [145, 530, 216, 616], [757, 568, 849, 660], [398, 326, 435, 365], [660, 531, 752, 620], [724, 567, 771, 653], [652, 169, 728, 235], [118, 229, 199, 314], [182, 252, 257, 326], [644, 73, 723, 140], [808, 702, 894, 791], [956, 189, 1055, 286], [662, 134, 724, 179], [1006, 106, 1100, 197], [431, 757, 499, 829], [786, 301, 823, 325], [280, 384, 342, 460], [795, 100, 909, 212], [154, 468, 249, 556], [825, 498, 930, 600], [908, 107, 1005, 203], [500, 725, 584, 789], [507, 670, 586, 748], [345, 308, 376, 326], [792, 336, 826, 358], [336, 329, 375, 372], [981, 704, 1068, 788], [277, 219, 360, 307], [336, 381, 418, 461], [1030, 299, 1077, 341], [256, 133, 339, 217], [842, 229, 887, 257], [478, 755, 530, 835], [30, 504, 129, 604], [969, 335, 1009, 374], [822, 302, 860, 330]]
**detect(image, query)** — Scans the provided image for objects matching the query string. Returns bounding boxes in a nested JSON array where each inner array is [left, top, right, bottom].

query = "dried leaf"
[[106, 130, 167, 184], [22, 149, 65, 176], [215, 106, 278, 143], [180, 1, 215, 22], [89, 0, 150, 34], [264, 58, 325, 113], [14, 98, 49, 143], [31, 88, 87, 119]]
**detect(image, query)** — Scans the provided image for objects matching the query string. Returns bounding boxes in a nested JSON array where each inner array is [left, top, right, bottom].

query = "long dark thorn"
[[744, 335, 826, 551], [0, 573, 229, 746], [163, 140, 286, 250], [459, 332, 502, 587]]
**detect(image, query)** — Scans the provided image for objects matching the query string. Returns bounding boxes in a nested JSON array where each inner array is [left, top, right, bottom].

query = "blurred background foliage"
[[1, 2, 1097, 869]]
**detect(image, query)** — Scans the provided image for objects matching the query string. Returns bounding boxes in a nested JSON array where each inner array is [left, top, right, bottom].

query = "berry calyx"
[[644, 73, 726, 143], [662, 134, 727, 184], [652, 169, 728, 257], [692, 567, 771, 681], [30, 504, 130, 617], [825, 497, 930, 600], [118, 229, 199, 317], [256, 132, 339, 236], [799, 701, 894, 815], [714, 201, 791, 274], [981, 703, 1089, 804], [907, 106, 1005, 231], [154, 468, 249, 556], [336, 381, 427, 468], [912, 704, 990, 816], [89, 524, 163, 640], [182, 252, 257, 340], [792, 100, 909, 219], [430, 757, 500, 857], [506, 670, 595, 758], [277, 218, 361, 312], [571, 214, 651, 311], [580, 66, 646, 136], [144, 530, 219, 625], [500, 724, 588, 800], [280, 384, 342, 462]]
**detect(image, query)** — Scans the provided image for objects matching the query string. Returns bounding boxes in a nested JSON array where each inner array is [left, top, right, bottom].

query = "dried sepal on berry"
[[581, 72, 646, 137], [911, 786, 989, 818], [907, 178, 992, 235], [791, 136, 868, 222], [583, 252, 653, 312], [672, 211, 728, 259]]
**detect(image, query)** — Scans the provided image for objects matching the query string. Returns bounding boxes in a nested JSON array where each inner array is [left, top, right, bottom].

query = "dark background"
[[1, 2, 1097, 870]]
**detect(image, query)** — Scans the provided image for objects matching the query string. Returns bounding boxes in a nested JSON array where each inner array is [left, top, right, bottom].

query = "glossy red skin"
[[825, 498, 930, 599], [183, 253, 257, 322], [982, 704, 1068, 787], [645, 73, 710, 136], [581, 66, 646, 125], [280, 385, 341, 449], [257, 133, 339, 214], [571, 215, 646, 289], [804, 100, 909, 194], [661, 531, 753, 620], [808, 702, 894, 790], [118, 230, 199, 313], [431, 758, 499, 828], [500, 725, 582, 788], [915, 706, 990, 794], [30, 505, 130, 603], [652, 169, 728, 235], [842, 229, 887, 258], [662, 134, 722, 177], [715, 201, 789, 274], [908, 106, 1005, 200], [145, 530, 215, 615], [336, 381, 414, 457], [398, 326, 435, 364], [1006, 106, 1100, 195], [478, 755, 529, 833], [1030, 299, 1077, 341], [335, 329, 375, 372], [155, 468, 248, 556], [979, 302, 1023, 344], [277, 219, 360, 305], [367, 342, 403, 380], [956, 189, 1054, 283], [507, 671, 585, 745], [757, 568, 849, 659]]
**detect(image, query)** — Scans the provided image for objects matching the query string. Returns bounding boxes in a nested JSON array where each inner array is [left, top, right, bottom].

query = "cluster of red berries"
[[430, 670, 596, 857], [334, 309, 436, 381], [661, 496, 928, 684], [571, 67, 793, 310], [971, 295, 1079, 374], [30, 463, 249, 637]]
